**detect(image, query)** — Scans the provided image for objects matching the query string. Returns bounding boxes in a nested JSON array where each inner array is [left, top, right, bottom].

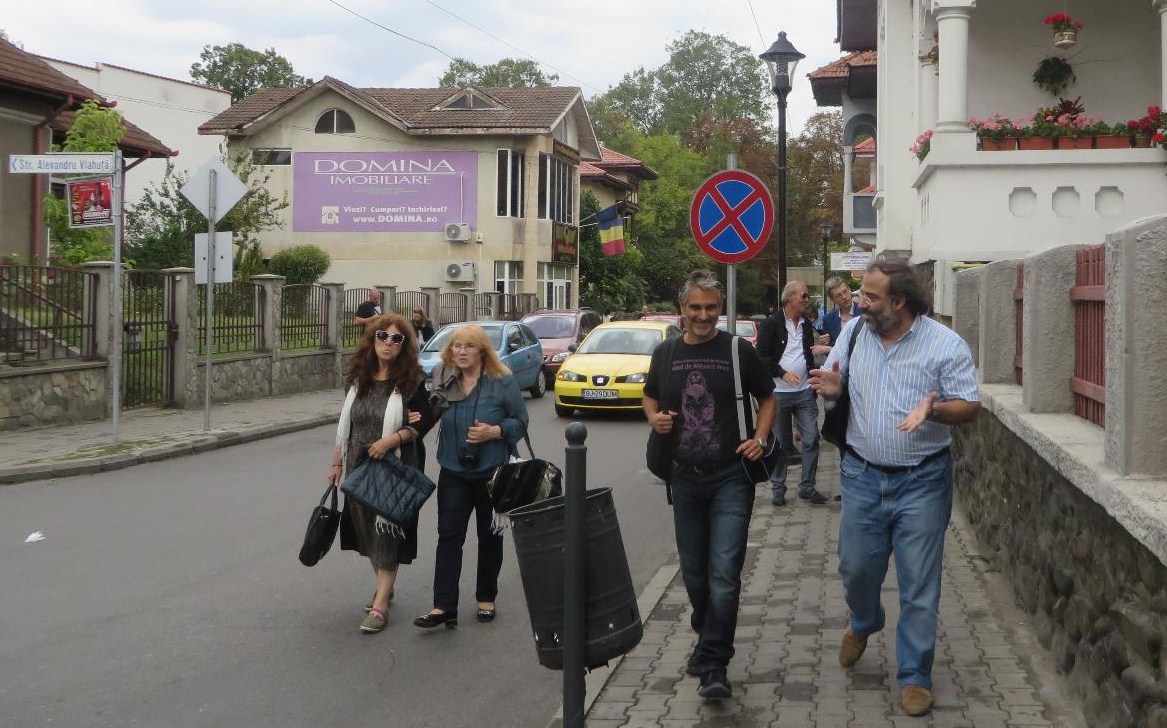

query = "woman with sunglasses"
[[327, 313, 436, 634], [414, 324, 528, 629]]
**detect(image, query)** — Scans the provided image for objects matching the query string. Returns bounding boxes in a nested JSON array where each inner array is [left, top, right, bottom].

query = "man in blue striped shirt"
[[809, 260, 980, 717]]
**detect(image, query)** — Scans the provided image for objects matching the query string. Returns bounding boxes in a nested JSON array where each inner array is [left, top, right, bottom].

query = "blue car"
[[418, 321, 546, 398]]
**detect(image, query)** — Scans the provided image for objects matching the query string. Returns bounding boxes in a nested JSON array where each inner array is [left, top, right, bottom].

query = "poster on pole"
[[67, 178, 114, 228]]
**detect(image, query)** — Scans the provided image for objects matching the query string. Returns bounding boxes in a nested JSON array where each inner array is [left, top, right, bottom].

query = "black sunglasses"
[[374, 330, 405, 344]]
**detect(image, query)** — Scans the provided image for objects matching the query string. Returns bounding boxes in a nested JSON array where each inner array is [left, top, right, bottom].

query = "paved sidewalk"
[[0, 390, 341, 484], [582, 447, 1086, 728]]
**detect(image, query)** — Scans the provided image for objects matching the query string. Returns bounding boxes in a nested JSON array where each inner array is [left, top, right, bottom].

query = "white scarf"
[[335, 384, 405, 535]]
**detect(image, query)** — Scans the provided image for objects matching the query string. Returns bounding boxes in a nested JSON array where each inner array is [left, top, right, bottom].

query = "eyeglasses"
[[856, 290, 880, 303], [374, 330, 405, 344], [450, 343, 477, 351], [798, 292, 809, 299]]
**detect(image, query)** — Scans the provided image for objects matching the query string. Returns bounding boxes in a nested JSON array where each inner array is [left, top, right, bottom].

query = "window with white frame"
[[496, 150, 525, 218], [494, 261, 523, 294], [538, 153, 576, 224], [537, 262, 573, 309]]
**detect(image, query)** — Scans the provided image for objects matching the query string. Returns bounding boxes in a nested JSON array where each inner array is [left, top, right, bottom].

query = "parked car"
[[520, 308, 602, 387], [418, 321, 545, 397], [553, 320, 682, 417], [716, 317, 759, 347], [641, 313, 683, 328]]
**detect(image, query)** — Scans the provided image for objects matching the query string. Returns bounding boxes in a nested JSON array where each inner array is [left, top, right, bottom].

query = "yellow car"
[[554, 320, 682, 417]]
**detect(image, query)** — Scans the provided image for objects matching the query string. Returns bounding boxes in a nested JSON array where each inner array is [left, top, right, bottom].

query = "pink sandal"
[[360, 607, 387, 633]]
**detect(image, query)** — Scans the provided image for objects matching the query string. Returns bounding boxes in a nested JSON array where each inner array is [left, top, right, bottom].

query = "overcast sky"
[[3, 0, 839, 135]]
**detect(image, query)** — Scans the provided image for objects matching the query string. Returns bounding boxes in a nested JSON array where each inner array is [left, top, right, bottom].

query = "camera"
[[458, 447, 479, 467]]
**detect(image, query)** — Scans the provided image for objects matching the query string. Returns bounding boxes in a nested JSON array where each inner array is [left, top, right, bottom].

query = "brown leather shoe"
[[839, 627, 868, 667], [901, 685, 933, 716]]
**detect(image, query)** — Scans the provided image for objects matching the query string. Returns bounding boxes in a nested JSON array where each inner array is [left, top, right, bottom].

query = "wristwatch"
[[755, 438, 767, 449]]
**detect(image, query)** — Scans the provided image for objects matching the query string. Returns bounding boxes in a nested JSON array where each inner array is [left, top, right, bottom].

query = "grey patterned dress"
[[343, 381, 402, 570]]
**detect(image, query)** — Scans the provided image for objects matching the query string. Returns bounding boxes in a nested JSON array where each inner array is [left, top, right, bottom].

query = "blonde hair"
[[440, 323, 511, 378]]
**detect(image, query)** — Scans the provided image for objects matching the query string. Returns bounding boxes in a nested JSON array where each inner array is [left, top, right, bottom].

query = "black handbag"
[[340, 445, 437, 530], [487, 433, 562, 514], [821, 321, 864, 451], [644, 336, 679, 487], [730, 335, 784, 483], [298, 484, 341, 567]]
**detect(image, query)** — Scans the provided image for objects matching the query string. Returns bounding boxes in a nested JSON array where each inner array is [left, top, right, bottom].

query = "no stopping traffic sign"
[[689, 170, 774, 264]]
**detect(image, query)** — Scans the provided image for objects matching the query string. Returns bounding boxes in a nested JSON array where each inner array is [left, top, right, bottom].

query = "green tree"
[[125, 149, 290, 276], [785, 111, 844, 268], [268, 245, 330, 285], [438, 58, 557, 87], [42, 100, 124, 265], [190, 43, 312, 102], [577, 191, 646, 314]]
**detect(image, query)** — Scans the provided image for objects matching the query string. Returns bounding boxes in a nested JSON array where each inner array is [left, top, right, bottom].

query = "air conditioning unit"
[[445, 260, 476, 282], [444, 222, 472, 242]]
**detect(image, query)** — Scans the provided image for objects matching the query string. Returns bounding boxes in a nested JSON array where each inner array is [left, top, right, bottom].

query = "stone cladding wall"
[[954, 414, 1167, 728], [0, 362, 107, 430]]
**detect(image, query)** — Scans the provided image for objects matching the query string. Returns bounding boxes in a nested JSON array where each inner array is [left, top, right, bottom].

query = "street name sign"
[[689, 170, 774, 264], [8, 153, 115, 175], [831, 252, 874, 270]]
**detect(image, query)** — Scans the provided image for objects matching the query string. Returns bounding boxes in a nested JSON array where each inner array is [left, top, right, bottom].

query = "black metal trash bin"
[[509, 486, 642, 670]]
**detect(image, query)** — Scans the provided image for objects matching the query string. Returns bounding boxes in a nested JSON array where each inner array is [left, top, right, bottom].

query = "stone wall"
[[185, 351, 345, 404], [954, 413, 1167, 728], [272, 351, 344, 396], [0, 361, 107, 430]]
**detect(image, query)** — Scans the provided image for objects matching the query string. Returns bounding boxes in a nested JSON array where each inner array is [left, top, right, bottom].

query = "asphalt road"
[[0, 395, 677, 728]]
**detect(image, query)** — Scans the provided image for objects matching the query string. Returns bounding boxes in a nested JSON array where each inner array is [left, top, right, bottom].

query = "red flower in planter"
[[1044, 13, 1083, 32]]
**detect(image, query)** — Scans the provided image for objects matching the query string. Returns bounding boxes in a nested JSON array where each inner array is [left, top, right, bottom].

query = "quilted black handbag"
[[298, 484, 341, 567], [821, 321, 864, 451], [340, 446, 437, 530], [487, 433, 562, 514]]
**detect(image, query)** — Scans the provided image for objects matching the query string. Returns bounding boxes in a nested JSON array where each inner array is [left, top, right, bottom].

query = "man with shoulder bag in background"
[[809, 260, 980, 717], [643, 269, 776, 701]]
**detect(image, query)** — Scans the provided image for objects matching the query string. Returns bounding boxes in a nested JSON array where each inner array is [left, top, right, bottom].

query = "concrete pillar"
[[1022, 245, 1086, 413], [319, 282, 344, 349], [252, 274, 283, 358], [522, 146, 542, 295], [420, 287, 439, 322], [977, 258, 1020, 384], [163, 267, 197, 407], [933, 1, 974, 133], [81, 261, 115, 358], [952, 266, 982, 359], [843, 146, 854, 196], [377, 285, 396, 314], [1104, 215, 1167, 477]]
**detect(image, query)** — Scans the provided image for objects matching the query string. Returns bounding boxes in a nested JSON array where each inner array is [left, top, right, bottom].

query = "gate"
[[394, 290, 429, 316], [437, 293, 468, 325], [122, 271, 177, 408]]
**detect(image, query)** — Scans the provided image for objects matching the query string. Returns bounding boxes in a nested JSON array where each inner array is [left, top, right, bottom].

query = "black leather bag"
[[821, 321, 864, 451], [340, 450, 437, 529], [741, 435, 784, 484], [646, 430, 674, 483], [298, 484, 341, 567], [487, 432, 562, 513]]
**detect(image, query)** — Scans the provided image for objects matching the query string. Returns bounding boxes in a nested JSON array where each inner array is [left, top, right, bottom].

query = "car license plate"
[[582, 388, 618, 400]]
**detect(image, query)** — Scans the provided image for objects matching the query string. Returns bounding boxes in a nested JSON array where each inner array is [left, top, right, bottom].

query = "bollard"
[[563, 422, 587, 728]]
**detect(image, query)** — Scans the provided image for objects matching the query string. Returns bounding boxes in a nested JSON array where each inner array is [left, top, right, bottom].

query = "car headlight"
[[550, 352, 570, 363], [558, 371, 586, 382], [618, 372, 647, 384]]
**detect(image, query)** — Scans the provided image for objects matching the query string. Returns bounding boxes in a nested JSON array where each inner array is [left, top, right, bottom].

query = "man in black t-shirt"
[[643, 270, 776, 701], [353, 290, 383, 325]]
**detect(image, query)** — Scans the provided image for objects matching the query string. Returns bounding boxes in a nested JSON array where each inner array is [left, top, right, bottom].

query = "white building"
[[40, 57, 231, 205], [818, 0, 1167, 310]]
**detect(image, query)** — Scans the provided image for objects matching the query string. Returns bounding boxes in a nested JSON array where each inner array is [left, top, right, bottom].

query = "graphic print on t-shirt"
[[673, 357, 731, 461]]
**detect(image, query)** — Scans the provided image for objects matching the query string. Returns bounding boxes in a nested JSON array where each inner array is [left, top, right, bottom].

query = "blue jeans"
[[670, 461, 754, 673], [770, 388, 820, 499], [432, 469, 503, 614], [837, 450, 953, 689]]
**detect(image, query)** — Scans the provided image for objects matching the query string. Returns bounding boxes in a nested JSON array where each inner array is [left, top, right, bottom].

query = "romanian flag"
[[597, 204, 626, 257]]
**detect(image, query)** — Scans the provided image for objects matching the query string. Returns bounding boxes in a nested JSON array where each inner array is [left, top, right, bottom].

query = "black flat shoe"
[[476, 607, 497, 623], [413, 611, 458, 629]]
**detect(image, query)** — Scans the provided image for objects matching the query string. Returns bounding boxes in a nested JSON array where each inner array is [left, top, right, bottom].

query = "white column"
[[843, 146, 855, 195], [934, 2, 975, 132], [1157, 0, 1167, 107]]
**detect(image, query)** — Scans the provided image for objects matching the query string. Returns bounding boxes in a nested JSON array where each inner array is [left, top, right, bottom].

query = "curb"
[[0, 414, 339, 485]]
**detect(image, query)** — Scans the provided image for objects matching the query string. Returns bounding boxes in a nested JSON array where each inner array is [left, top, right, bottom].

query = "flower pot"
[[1132, 133, 1153, 148], [1058, 136, 1093, 150], [1094, 135, 1132, 149], [1054, 29, 1078, 49], [1018, 137, 1055, 150], [980, 138, 1016, 151]]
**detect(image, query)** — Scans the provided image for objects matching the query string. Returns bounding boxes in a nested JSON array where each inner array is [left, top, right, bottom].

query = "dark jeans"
[[770, 387, 820, 499], [432, 469, 503, 614], [670, 460, 754, 673]]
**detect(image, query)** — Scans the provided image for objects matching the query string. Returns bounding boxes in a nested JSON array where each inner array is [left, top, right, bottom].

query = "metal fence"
[[394, 290, 429, 317], [281, 284, 330, 351], [1071, 245, 1106, 427], [1013, 261, 1024, 385], [0, 265, 97, 363], [342, 287, 371, 348], [198, 282, 265, 355], [123, 271, 176, 408], [437, 293, 468, 325]]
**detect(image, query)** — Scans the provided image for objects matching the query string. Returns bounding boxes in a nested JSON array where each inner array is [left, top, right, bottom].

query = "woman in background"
[[412, 307, 435, 344]]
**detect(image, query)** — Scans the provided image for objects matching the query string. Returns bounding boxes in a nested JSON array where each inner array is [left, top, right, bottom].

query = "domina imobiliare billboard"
[[292, 151, 478, 233]]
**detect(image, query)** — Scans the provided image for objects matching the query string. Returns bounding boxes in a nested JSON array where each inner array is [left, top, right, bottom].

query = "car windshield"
[[577, 328, 661, 355], [421, 325, 503, 353], [716, 320, 757, 336], [524, 315, 575, 339]]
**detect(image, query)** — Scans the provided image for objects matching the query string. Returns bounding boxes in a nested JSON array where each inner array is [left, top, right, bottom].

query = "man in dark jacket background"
[[756, 280, 832, 505]]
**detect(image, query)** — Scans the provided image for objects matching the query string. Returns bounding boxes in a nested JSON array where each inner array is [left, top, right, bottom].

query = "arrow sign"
[[689, 170, 774, 265]]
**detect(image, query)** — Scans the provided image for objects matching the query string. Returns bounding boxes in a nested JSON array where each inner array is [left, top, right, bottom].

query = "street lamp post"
[[819, 220, 834, 311], [760, 31, 805, 293]]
